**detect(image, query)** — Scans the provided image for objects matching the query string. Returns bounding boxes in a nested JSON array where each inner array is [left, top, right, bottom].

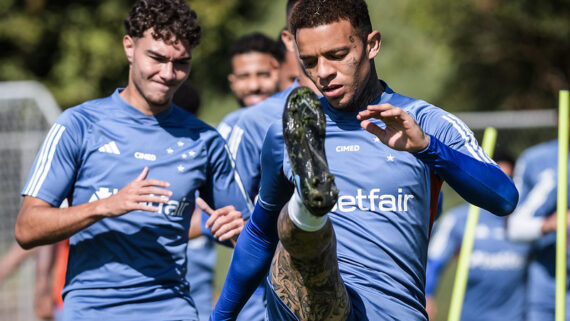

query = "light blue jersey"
[[280, 85, 487, 320], [229, 81, 299, 200], [426, 204, 530, 321], [223, 84, 300, 321], [217, 108, 247, 141], [212, 82, 517, 321], [22, 89, 252, 321], [507, 140, 570, 321]]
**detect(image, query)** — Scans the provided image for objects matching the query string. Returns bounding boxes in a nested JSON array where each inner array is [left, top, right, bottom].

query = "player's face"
[[295, 20, 380, 111], [123, 29, 192, 112], [278, 50, 300, 91], [228, 52, 280, 107]]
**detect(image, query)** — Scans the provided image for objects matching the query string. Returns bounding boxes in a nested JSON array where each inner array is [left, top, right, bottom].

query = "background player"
[[217, 33, 283, 141], [14, 1, 252, 320], [507, 138, 570, 321], [212, 0, 518, 320], [426, 150, 530, 321], [228, 0, 318, 201]]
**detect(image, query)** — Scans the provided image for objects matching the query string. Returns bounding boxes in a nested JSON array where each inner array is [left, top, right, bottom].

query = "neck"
[[346, 72, 384, 113], [120, 84, 170, 116]]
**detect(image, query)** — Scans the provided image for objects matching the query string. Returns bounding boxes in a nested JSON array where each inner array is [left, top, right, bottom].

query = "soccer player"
[[228, 0, 318, 201], [425, 151, 530, 321], [507, 139, 570, 321], [217, 33, 283, 141], [211, 1, 518, 320], [14, 1, 252, 320]]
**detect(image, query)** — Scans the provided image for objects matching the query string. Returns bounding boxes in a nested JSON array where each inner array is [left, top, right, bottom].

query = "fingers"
[[205, 204, 235, 228], [207, 207, 243, 238], [196, 197, 215, 216], [135, 166, 149, 181], [356, 103, 394, 120], [139, 186, 172, 197], [139, 179, 170, 188], [360, 120, 385, 140], [213, 218, 244, 242]]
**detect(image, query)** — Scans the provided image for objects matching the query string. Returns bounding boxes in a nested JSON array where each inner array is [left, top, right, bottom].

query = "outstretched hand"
[[357, 103, 429, 153], [101, 167, 172, 217], [198, 197, 244, 246]]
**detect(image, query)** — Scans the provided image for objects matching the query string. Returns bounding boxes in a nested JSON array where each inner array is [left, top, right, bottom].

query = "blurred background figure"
[[217, 32, 283, 140], [426, 150, 531, 321], [507, 138, 570, 321]]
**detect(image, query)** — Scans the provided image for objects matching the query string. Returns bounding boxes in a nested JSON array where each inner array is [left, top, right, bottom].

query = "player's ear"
[[228, 73, 236, 90], [123, 35, 135, 64], [281, 29, 295, 53], [366, 30, 381, 60]]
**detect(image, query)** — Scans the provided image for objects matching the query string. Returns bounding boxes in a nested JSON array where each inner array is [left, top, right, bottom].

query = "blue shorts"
[[264, 275, 367, 321]]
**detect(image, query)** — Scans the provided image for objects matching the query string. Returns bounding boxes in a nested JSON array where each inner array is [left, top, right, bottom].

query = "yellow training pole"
[[556, 89, 569, 321], [447, 127, 497, 321]]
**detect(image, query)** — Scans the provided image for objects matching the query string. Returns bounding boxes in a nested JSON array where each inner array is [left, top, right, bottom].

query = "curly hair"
[[229, 32, 285, 63], [125, 0, 201, 47], [288, 0, 372, 42]]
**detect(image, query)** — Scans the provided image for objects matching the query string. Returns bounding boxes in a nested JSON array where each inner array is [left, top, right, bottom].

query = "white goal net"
[[0, 81, 60, 321]]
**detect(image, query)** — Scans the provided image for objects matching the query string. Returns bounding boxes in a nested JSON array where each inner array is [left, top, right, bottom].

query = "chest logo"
[[98, 141, 120, 155], [336, 145, 360, 152], [134, 152, 156, 161]]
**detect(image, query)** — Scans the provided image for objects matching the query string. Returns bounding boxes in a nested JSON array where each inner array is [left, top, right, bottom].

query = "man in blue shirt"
[[217, 33, 283, 141], [228, 0, 318, 201], [211, 1, 518, 320], [14, 1, 252, 320], [507, 139, 570, 321], [426, 151, 530, 321]]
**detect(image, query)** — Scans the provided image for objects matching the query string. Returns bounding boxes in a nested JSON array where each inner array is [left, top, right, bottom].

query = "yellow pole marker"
[[448, 127, 497, 321], [556, 89, 569, 321]]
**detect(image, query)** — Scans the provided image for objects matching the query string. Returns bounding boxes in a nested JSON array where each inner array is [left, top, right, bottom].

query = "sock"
[[287, 191, 328, 232]]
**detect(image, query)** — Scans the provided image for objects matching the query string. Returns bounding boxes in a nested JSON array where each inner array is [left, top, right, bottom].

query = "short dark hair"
[[125, 0, 201, 47], [229, 32, 285, 63], [286, 0, 301, 20], [288, 0, 372, 41], [493, 148, 516, 166]]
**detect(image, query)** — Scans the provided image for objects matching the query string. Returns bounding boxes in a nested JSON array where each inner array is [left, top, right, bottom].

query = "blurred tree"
[[408, 0, 570, 111], [0, 0, 273, 109]]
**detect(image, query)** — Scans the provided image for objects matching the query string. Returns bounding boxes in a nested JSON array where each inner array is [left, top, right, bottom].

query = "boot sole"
[[283, 87, 338, 216]]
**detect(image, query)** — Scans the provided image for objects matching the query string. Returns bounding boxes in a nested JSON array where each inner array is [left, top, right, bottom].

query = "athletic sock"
[[287, 191, 328, 232]]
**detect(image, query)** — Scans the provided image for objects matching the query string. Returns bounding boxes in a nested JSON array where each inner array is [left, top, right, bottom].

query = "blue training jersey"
[[217, 108, 247, 142], [426, 204, 530, 321], [22, 89, 252, 321], [508, 139, 570, 320], [229, 80, 299, 200], [212, 81, 517, 321], [225, 84, 301, 321]]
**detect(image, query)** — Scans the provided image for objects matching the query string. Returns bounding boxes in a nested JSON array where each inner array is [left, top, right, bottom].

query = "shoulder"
[[221, 108, 246, 125], [56, 95, 116, 130], [387, 90, 472, 146], [381, 86, 452, 129], [519, 140, 558, 163]]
